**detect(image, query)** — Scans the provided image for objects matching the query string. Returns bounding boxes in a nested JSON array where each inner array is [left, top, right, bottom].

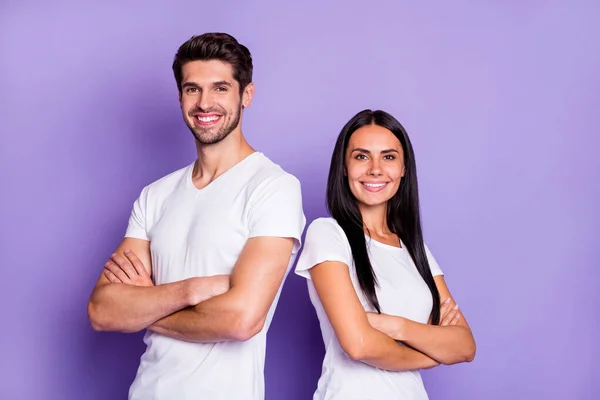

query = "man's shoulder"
[[246, 152, 300, 189], [139, 162, 193, 197]]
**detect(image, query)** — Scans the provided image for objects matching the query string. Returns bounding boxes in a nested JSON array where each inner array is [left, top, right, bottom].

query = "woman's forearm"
[[350, 328, 441, 371], [372, 314, 476, 365]]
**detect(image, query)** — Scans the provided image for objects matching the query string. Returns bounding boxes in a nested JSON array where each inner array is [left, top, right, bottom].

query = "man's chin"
[[192, 131, 230, 146]]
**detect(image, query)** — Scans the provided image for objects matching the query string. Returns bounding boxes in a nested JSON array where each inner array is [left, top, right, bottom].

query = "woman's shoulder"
[[307, 217, 344, 235], [305, 217, 351, 244], [296, 217, 353, 274]]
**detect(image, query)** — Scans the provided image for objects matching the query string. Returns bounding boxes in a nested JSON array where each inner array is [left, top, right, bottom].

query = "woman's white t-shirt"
[[295, 217, 443, 400]]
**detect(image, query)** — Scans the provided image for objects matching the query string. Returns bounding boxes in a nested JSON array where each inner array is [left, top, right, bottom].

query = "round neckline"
[[365, 234, 405, 251], [186, 151, 262, 192]]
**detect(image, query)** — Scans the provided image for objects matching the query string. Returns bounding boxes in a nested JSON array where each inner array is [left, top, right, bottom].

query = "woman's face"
[[345, 124, 405, 209]]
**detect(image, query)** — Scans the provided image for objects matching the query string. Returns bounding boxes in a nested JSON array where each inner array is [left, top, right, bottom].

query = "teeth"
[[364, 183, 386, 188], [197, 116, 219, 122]]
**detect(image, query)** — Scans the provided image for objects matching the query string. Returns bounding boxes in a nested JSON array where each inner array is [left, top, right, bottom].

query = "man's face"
[[179, 60, 253, 145]]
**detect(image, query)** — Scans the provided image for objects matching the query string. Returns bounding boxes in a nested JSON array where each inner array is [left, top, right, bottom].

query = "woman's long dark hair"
[[326, 109, 441, 325]]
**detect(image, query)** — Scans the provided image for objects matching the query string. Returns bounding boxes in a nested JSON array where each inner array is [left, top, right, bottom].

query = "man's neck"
[[191, 130, 255, 190]]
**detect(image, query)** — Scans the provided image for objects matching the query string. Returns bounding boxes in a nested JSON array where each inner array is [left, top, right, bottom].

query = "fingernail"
[[111, 253, 117, 257], [455, 314, 461, 319], [453, 304, 459, 310], [444, 298, 451, 304], [124, 249, 130, 254]]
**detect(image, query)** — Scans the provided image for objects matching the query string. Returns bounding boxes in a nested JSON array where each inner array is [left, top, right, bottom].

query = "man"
[[87, 32, 306, 400]]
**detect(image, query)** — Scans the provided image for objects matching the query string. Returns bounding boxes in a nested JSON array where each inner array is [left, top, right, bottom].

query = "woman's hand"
[[439, 297, 461, 326]]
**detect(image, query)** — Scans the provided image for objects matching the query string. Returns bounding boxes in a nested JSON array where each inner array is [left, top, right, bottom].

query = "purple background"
[[1, 1, 598, 399]]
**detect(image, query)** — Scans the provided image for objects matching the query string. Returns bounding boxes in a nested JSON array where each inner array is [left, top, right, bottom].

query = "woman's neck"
[[359, 202, 402, 247], [359, 202, 391, 236]]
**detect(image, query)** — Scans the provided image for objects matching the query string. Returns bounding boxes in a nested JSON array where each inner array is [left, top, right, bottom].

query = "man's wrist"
[[210, 275, 230, 297], [183, 276, 229, 306], [184, 278, 201, 306]]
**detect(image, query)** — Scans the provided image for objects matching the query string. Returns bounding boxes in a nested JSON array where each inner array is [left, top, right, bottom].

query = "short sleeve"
[[247, 174, 306, 253], [425, 244, 444, 277], [124, 186, 149, 241], [295, 218, 352, 280]]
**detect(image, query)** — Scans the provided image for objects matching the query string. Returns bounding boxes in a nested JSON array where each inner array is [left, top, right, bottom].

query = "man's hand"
[[104, 249, 154, 287], [104, 248, 231, 305]]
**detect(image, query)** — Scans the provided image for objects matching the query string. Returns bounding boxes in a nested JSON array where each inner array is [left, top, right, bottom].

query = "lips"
[[361, 182, 389, 193]]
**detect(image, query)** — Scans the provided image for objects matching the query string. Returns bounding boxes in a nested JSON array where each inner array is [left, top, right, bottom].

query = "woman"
[[295, 109, 476, 399]]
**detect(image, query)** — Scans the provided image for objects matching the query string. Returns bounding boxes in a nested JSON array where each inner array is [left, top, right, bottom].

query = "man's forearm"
[[88, 280, 192, 333], [148, 289, 259, 343], [88, 276, 227, 333], [148, 237, 298, 343]]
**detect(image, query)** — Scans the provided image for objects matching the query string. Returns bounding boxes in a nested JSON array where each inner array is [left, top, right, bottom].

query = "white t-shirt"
[[124, 152, 306, 400], [295, 217, 443, 400]]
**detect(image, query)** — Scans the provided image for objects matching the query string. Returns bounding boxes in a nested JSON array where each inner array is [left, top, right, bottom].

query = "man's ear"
[[241, 82, 255, 108]]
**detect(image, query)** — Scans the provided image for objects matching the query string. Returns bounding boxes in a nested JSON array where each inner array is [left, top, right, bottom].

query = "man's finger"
[[104, 269, 122, 284], [110, 253, 136, 280], [123, 249, 149, 277], [105, 260, 130, 283]]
